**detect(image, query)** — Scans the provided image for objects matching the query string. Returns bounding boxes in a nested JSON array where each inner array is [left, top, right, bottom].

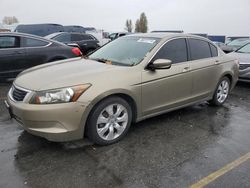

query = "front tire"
[[210, 77, 230, 106], [86, 97, 132, 145]]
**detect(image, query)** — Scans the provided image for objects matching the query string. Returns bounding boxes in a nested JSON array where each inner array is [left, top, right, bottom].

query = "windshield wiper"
[[112, 62, 134, 67], [88, 57, 110, 63], [88, 57, 134, 67]]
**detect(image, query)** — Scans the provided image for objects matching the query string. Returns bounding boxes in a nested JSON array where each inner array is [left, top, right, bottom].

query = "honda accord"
[[6, 33, 239, 145]]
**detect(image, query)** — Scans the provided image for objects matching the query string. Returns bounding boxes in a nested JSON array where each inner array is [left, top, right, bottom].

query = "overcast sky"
[[1, 0, 250, 36]]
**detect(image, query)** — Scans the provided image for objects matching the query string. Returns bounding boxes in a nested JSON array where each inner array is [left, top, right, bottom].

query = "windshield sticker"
[[137, 38, 156, 44]]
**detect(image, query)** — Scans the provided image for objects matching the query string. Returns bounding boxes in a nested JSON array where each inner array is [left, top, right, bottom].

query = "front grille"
[[12, 87, 28, 101], [239, 64, 250, 70]]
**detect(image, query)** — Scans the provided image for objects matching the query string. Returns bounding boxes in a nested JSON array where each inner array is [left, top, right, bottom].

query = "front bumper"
[[6, 97, 90, 142]]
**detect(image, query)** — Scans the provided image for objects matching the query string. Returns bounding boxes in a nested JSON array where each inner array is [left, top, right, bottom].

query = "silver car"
[[229, 43, 250, 82]]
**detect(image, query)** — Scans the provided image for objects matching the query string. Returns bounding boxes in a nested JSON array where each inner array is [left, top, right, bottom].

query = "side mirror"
[[148, 59, 172, 70]]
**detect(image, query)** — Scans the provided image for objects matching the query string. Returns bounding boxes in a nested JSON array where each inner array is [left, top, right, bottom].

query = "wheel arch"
[[220, 72, 234, 90], [81, 90, 139, 137]]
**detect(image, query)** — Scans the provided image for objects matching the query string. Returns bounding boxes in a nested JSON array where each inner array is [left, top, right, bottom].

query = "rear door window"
[[54, 33, 71, 43], [82, 34, 95, 40], [152, 38, 188, 64], [0, 36, 20, 48], [23, 37, 49, 47], [71, 34, 83, 41], [72, 34, 94, 41], [188, 39, 211, 60]]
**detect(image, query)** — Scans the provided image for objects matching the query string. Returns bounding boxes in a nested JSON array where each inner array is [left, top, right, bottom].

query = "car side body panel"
[[141, 62, 193, 116]]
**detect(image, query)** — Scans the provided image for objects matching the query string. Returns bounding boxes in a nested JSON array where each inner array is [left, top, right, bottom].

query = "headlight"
[[30, 84, 91, 104]]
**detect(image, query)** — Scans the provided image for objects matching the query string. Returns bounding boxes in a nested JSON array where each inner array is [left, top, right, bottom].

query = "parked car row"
[[12, 23, 111, 46], [45, 32, 100, 55], [0, 28, 134, 82], [0, 32, 82, 81]]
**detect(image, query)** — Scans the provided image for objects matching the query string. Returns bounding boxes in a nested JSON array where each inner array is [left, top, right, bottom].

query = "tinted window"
[[152, 38, 188, 64], [210, 44, 218, 57], [23, 38, 49, 47], [83, 34, 95, 40], [54, 33, 71, 43], [71, 34, 93, 41], [0, 36, 20, 48], [109, 33, 117, 40], [71, 34, 83, 41], [119, 33, 126, 37], [189, 39, 211, 60]]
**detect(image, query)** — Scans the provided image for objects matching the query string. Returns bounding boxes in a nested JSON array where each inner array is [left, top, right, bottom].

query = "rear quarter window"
[[189, 39, 212, 60], [76, 34, 95, 40], [23, 37, 49, 47], [209, 44, 218, 57], [54, 34, 71, 43]]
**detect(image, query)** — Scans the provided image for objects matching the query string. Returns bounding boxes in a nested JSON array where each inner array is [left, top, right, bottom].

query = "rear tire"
[[86, 97, 132, 145], [209, 77, 230, 106]]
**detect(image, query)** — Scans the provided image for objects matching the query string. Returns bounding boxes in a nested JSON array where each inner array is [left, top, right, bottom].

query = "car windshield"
[[237, 43, 250, 53], [88, 36, 160, 66], [227, 39, 250, 46]]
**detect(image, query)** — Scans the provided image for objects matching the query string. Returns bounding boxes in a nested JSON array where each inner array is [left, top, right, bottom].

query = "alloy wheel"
[[96, 103, 128, 141], [217, 80, 229, 103]]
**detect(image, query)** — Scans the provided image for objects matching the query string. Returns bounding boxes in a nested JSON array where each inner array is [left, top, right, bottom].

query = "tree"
[[2, 16, 19, 25], [135, 19, 140, 33], [125, 19, 133, 32], [134, 12, 148, 33]]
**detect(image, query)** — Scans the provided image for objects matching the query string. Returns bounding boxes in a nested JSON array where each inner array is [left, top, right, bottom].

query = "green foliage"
[[135, 12, 148, 33], [125, 19, 133, 32]]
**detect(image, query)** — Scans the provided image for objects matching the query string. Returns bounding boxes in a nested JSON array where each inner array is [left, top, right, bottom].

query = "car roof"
[[128, 32, 210, 41], [45, 32, 66, 38], [45, 32, 95, 39], [0, 31, 50, 39], [0, 32, 67, 45]]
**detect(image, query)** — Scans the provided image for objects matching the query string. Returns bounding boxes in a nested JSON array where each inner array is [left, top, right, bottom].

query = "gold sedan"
[[6, 33, 239, 145]]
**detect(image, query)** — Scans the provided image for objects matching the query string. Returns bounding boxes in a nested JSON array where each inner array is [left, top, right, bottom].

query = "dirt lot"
[[0, 82, 249, 188]]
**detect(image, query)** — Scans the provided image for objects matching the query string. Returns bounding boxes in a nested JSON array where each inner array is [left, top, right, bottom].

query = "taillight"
[[72, 48, 82, 56]]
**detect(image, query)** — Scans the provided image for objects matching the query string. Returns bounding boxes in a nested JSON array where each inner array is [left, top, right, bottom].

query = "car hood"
[[14, 58, 127, 91], [229, 52, 250, 64]]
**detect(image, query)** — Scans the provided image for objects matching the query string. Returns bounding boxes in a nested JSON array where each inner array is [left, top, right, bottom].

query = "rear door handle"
[[183, 66, 190, 72], [215, 60, 220, 65]]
